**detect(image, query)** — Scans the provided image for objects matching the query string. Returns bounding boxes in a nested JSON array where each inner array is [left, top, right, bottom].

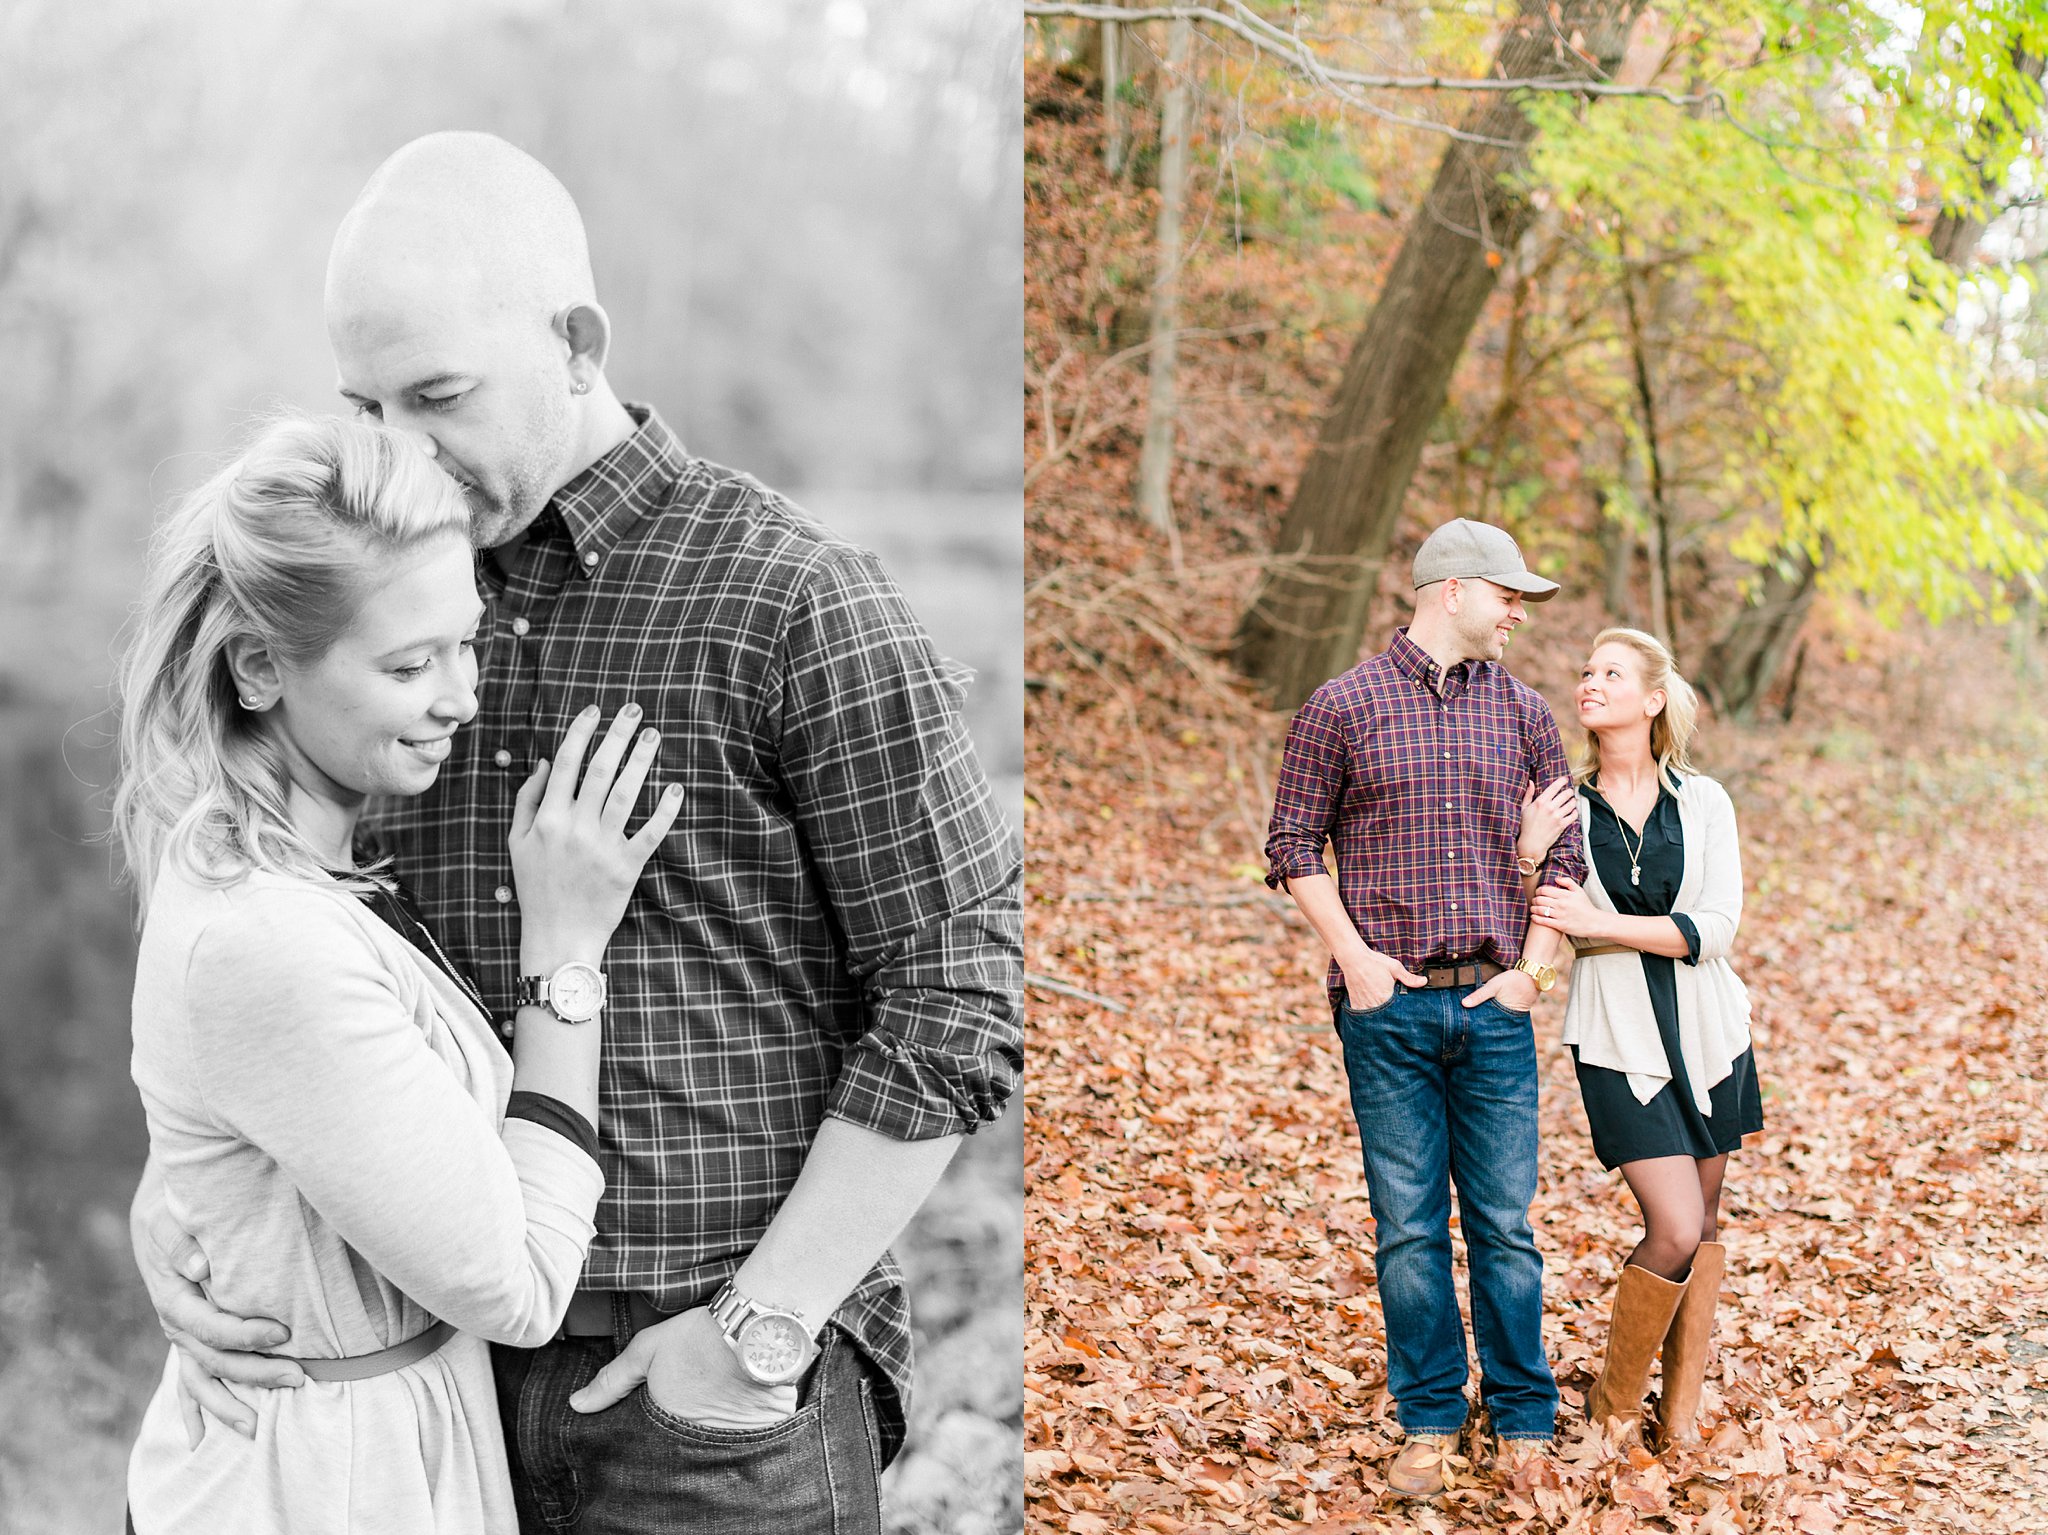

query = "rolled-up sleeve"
[[776, 548, 1022, 1140], [1264, 688, 1350, 889], [1524, 692, 1589, 888]]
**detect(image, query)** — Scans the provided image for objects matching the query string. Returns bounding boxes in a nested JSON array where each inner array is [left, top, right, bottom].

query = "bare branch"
[[1023, 3, 1715, 105]]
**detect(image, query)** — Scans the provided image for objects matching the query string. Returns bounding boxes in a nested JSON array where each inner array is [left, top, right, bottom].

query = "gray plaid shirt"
[[368, 406, 1022, 1427]]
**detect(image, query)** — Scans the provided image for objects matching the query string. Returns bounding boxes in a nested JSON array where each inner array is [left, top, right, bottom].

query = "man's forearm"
[[1520, 920, 1565, 968], [730, 1118, 963, 1336], [1283, 871, 1374, 972]]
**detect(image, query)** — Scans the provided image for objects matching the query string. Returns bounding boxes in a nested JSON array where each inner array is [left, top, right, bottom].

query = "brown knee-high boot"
[[1587, 1264, 1686, 1434], [1657, 1241, 1724, 1447]]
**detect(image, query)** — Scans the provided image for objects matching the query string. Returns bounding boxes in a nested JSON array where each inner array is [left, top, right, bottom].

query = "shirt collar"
[[546, 403, 689, 578], [1388, 625, 1475, 697]]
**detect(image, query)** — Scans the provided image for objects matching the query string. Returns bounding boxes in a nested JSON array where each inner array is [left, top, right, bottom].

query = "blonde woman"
[[1520, 628, 1761, 1447], [115, 413, 680, 1533]]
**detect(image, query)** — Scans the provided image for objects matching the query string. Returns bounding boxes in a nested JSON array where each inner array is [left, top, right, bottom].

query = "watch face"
[[549, 964, 605, 1022], [738, 1314, 811, 1384]]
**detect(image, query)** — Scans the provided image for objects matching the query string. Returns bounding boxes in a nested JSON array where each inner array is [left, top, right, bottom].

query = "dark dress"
[[1570, 778, 1763, 1169]]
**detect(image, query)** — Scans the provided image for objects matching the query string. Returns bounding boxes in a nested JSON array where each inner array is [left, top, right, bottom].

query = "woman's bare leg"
[[1616, 1155, 1706, 1280], [1696, 1154, 1728, 1244]]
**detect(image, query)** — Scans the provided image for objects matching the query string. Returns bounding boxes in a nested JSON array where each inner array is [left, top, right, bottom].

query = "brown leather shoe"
[[1657, 1241, 1725, 1447], [1385, 1433, 1459, 1498], [1587, 1263, 1686, 1435]]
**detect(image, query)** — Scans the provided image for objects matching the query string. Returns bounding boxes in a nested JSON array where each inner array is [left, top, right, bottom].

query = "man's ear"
[[1441, 576, 1461, 615], [224, 636, 283, 711], [553, 302, 614, 389]]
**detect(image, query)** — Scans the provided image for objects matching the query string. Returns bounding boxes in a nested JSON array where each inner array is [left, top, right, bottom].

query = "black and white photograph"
[[0, 4, 1022, 1531]]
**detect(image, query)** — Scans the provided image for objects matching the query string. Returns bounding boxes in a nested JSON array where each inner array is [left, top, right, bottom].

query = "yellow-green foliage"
[[1525, 0, 2048, 623]]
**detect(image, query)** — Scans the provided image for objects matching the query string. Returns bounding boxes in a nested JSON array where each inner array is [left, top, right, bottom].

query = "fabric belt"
[[560, 1289, 679, 1340], [278, 1319, 456, 1383], [1572, 941, 1632, 958], [1417, 959, 1503, 989]]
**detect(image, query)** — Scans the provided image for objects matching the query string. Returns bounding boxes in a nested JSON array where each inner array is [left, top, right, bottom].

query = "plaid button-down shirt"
[[1264, 627, 1587, 989], [368, 406, 1022, 1428]]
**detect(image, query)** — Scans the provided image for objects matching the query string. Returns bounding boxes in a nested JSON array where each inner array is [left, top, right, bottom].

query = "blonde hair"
[[111, 413, 471, 916], [1575, 627, 1700, 794]]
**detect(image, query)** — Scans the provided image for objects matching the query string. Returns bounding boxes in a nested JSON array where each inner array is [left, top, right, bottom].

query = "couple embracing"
[[1264, 518, 1763, 1498], [114, 133, 1021, 1533]]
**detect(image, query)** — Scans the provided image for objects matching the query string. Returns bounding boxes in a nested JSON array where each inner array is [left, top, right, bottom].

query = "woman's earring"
[[572, 380, 589, 395], [239, 695, 262, 710]]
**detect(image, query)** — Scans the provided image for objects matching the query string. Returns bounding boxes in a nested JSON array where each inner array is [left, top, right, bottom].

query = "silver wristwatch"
[[513, 961, 607, 1023], [708, 1282, 817, 1386]]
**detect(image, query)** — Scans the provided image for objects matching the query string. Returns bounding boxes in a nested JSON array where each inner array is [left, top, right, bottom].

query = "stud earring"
[[572, 380, 589, 395], [239, 695, 262, 710]]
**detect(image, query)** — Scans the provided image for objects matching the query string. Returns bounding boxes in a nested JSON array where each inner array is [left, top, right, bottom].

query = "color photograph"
[[1025, 4, 2048, 1530]]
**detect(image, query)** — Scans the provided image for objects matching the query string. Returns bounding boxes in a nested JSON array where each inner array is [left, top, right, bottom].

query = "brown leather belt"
[[1572, 941, 1632, 958], [1418, 959, 1503, 989], [560, 1290, 679, 1340]]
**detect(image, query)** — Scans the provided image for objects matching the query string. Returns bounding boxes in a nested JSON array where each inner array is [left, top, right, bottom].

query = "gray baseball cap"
[[1411, 518, 1559, 600]]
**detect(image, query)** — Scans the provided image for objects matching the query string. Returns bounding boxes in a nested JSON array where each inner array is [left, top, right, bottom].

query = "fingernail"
[[262, 1326, 290, 1347], [640, 728, 658, 745], [665, 784, 682, 797], [179, 1255, 207, 1280], [623, 702, 641, 718], [237, 1419, 256, 1439], [581, 705, 600, 719]]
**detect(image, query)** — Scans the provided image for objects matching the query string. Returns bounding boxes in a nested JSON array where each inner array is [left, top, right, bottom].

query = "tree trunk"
[[1135, 14, 1192, 552], [1596, 484, 1635, 624], [1698, 547, 1819, 721], [1101, 2, 1124, 175], [1232, 0, 1636, 708]]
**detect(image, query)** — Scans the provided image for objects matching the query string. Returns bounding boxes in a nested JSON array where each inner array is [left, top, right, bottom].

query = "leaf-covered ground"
[[1023, 513, 2048, 1534]]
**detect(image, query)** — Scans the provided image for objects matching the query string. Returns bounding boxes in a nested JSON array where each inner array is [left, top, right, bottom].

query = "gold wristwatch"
[[1513, 957, 1557, 992]]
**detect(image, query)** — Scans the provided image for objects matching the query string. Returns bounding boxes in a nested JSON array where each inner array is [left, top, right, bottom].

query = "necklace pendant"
[[1630, 864, 1641, 886]]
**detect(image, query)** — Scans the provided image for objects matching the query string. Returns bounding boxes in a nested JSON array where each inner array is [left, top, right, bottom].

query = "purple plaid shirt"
[[1264, 627, 1587, 990], [368, 407, 1021, 1434]]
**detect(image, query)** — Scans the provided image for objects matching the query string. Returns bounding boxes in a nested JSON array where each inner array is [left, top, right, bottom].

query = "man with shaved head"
[[132, 131, 1022, 1533]]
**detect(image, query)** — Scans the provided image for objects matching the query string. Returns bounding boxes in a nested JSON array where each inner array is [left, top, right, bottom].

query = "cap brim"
[[1491, 572, 1560, 601]]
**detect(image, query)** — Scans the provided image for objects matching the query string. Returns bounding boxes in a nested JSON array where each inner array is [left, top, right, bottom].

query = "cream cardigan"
[[1559, 774, 1753, 1111], [126, 863, 603, 1535]]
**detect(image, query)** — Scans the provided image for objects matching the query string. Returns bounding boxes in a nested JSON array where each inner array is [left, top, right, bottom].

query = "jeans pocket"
[[1338, 989, 1399, 1022], [636, 1383, 823, 1446]]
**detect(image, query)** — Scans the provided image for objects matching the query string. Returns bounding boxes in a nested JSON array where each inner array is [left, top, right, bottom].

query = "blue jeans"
[[492, 1324, 889, 1534], [1333, 983, 1557, 1441]]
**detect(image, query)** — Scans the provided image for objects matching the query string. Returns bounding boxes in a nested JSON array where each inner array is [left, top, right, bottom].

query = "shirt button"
[[1443, 751, 1452, 759], [582, 551, 599, 569], [493, 885, 513, 904], [1446, 851, 1455, 860], [494, 749, 514, 768], [510, 616, 530, 637]]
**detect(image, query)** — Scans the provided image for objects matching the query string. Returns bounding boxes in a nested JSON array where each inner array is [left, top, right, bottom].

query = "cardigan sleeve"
[[181, 889, 603, 1348], [1675, 779, 1743, 962]]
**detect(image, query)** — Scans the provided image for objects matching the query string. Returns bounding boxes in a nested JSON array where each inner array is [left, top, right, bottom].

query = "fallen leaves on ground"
[[1023, 519, 2048, 1532]]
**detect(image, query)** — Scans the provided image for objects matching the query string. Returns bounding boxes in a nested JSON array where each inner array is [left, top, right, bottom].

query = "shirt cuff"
[[1670, 913, 1702, 967], [826, 1029, 1020, 1139], [506, 1090, 599, 1162]]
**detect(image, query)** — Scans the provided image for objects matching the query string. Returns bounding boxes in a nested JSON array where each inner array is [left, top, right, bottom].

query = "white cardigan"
[[1559, 774, 1753, 1111]]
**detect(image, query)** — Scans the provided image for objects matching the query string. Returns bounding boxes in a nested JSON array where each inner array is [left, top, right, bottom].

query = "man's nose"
[[401, 426, 439, 460]]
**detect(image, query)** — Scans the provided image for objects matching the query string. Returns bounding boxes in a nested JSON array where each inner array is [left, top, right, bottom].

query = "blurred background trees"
[[0, 3, 1021, 1530], [1026, 0, 2048, 713]]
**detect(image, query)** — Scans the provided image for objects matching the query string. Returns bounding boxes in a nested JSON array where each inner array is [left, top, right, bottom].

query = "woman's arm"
[[1674, 782, 1743, 961], [1515, 775, 1577, 898], [1528, 876, 1694, 957]]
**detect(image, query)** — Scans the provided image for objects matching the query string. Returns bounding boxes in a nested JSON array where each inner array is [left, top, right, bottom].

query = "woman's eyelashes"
[[392, 638, 476, 681]]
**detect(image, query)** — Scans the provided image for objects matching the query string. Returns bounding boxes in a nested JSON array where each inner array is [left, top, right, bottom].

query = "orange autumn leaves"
[[1024, 549, 2048, 1531]]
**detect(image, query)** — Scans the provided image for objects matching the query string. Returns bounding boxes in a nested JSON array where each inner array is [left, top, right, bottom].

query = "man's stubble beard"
[[465, 388, 578, 551]]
